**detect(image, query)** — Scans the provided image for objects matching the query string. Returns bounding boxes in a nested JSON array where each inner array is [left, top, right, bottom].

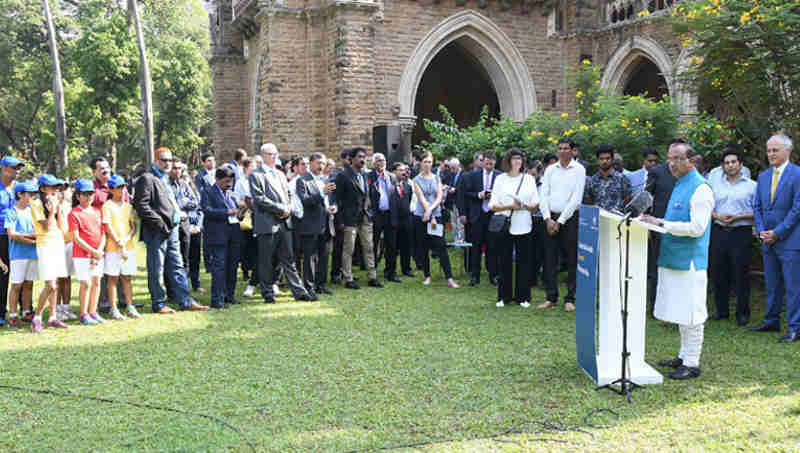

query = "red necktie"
[[397, 183, 403, 197]]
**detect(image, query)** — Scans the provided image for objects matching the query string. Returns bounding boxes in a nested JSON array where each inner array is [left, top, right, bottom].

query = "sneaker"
[[496, 300, 505, 308], [31, 318, 44, 333], [536, 301, 556, 309], [80, 315, 98, 326], [564, 302, 576, 312], [61, 306, 78, 321], [109, 309, 126, 321], [520, 301, 531, 308], [272, 284, 282, 296], [90, 313, 106, 324], [8, 317, 20, 329], [21, 311, 34, 323], [243, 285, 256, 298], [194, 287, 206, 294], [423, 277, 431, 286], [47, 319, 69, 329], [126, 306, 142, 319]]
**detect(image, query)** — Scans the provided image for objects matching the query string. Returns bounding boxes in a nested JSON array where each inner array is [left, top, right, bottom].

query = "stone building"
[[209, 0, 696, 160]]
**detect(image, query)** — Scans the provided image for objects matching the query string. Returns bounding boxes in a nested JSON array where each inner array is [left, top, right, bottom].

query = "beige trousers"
[[342, 221, 376, 281]]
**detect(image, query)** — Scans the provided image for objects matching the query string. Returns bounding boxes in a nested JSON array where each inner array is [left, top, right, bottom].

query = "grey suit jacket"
[[249, 167, 293, 234]]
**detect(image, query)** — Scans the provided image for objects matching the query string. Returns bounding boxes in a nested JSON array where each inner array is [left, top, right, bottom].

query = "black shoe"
[[263, 295, 276, 304], [710, 314, 728, 321], [402, 271, 414, 278], [345, 281, 360, 290], [330, 275, 342, 285], [296, 293, 318, 302], [315, 286, 333, 295], [386, 276, 402, 283], [368, 279, 383, 288], [469, 278, 480, 287], [97, 300, 111, 313], [749, 322, 780, 332], [227, 299, 241, 305], [657, 357, 683, 369], [490, 276, 498, 286], [778, 331, 800, 343], [736, 315, 750, 327], [668, 365, 701, 380], [353, 276, 360, 282], [210, 303, 227, 309]]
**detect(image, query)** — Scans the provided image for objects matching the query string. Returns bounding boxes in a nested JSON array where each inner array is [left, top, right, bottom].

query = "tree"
[[670, 0, 800, 151], [42, 0, 68, 168]]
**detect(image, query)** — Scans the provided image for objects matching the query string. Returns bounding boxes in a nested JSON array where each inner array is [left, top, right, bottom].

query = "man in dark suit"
[[133, 147, 208, 314], [195, 153, 216, 198], [645, 141, 678, 316], [249, 143, 314, 303], [751, 134, 800, 342], [367, 152, 400, 282], [334, 147, 383, 289], [200, 166, 242, 309], [329, 150, 350, 284], [463, 152, 500, 286], [387, 162, 414, 279], [296, 153, 337, 296]]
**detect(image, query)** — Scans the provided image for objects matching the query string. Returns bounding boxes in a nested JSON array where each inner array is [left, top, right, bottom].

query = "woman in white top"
[[488, 148, 540, 307]]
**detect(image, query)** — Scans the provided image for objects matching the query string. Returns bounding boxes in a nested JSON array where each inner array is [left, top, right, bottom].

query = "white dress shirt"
[[662, 184, 714, 239], [488, 173, 539, 235], [539, 159, 586, 224]]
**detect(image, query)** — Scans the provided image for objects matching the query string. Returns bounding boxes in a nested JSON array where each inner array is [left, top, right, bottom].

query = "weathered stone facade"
[[209, 0, 693, 160]]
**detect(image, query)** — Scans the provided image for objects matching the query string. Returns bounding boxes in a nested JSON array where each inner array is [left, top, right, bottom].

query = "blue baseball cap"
[[38, 174, 61, 187], [13, 180, 38, 195], [108, 174, 127, 188], [73, 178, 95, 193], [0, 156, 24, 168]]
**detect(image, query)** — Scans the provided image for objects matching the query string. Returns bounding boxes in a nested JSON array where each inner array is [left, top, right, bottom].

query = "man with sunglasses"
[[133, 147, 209, 314]]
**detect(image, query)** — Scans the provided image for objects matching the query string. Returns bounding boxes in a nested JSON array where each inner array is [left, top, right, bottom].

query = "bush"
[[418, 62, 737, 172]]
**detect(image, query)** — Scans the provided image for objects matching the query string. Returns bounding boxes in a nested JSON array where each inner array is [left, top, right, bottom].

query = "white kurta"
[[654, 184, 715, 326]]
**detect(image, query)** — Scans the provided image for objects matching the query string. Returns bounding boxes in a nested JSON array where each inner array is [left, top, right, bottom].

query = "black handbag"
[[487, 175, 525, 234]]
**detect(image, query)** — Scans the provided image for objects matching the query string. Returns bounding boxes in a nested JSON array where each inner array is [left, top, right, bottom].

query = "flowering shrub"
[[419, 62, 742, 171]]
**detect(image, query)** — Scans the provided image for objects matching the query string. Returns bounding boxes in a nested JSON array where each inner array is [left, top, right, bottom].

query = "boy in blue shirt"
[[5, 181, 37, 329]]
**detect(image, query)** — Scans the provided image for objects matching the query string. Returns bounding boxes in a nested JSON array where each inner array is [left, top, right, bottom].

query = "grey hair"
[[371, 152, 386, 164], [768, 134, 793, 150], [260, 143, 278, 156], [448, 157, 461, 167]]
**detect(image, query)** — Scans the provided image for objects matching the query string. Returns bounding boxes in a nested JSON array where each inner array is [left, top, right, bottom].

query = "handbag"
[[487, 175, 525, 234]]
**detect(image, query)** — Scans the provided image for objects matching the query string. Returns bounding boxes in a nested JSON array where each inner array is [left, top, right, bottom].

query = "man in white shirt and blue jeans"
[[537, 139, 586, 312]]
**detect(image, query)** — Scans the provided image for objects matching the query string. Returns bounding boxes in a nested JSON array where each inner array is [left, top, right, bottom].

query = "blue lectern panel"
[[576, 205, 599, 382]]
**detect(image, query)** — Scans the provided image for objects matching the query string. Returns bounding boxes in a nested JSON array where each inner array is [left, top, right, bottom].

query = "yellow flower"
[[637, 10, 650, 18], [582, 59, 591, 66], [715, 124, 722, 129], [687, 121, 694, 127], [740, 11, 751, 25], [595, 79, 601, 85], [560, 113, 569, 119], [576, 91, 584, 99], [564, 129, 575, 137], [580, 124, 590, 131]]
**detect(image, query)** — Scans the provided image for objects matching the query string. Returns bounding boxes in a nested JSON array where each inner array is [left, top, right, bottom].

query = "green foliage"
[[419, 63, 724, 172], [0, 0, 211, 177], [669, 0, 800, 151]]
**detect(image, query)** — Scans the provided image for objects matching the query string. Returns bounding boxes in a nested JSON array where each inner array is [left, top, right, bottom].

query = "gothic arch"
[[600, 36, 696, 114], [397, 11, 537, 125]]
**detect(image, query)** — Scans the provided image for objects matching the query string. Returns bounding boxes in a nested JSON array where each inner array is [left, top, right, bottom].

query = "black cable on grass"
[[340, 407, 619, 453], [0, 384, 257, 452]]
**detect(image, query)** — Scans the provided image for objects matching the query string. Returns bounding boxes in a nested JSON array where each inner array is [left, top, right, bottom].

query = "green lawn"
[[0, 245, 798, 452]]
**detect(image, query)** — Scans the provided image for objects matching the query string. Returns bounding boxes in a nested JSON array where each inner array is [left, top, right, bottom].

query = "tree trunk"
[[128, 0, 154, 165], [42, 0, 68, 168]]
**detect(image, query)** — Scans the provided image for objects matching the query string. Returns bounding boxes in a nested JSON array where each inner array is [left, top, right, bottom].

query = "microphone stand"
[[596, 213, 641, 403]]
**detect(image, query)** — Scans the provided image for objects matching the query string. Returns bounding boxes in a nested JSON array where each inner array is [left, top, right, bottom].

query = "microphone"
[[623, 191, 653, 219]]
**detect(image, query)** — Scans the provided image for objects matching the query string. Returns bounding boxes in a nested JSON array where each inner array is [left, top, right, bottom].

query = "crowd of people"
[[0, 134, 797, 382]]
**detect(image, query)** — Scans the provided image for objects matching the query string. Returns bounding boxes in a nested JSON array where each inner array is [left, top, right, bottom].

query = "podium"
[[576, 205, 665, 387]]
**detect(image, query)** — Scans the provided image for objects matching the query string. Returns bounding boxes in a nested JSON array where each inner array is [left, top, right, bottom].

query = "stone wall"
[[209, 0, 684, 161]]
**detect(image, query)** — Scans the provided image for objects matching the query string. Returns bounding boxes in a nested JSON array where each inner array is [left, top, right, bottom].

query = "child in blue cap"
[[68, 179, 106, 325], [5, 181, 37, 329]]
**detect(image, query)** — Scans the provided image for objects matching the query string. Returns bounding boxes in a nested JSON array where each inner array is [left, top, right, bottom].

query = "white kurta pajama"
[[654, 184, 714, 367]]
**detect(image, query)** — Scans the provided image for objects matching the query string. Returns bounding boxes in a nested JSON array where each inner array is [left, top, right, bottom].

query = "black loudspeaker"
[[373, 125, 403, 164]]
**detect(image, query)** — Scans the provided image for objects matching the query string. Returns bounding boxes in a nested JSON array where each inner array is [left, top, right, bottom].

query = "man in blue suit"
[[201, 166, 242, 309], [751, 134, 800, 342], [463, 152, 501, 286]]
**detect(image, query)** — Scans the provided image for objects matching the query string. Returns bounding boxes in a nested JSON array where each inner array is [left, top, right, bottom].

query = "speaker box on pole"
[[373, 125, 404, 164]]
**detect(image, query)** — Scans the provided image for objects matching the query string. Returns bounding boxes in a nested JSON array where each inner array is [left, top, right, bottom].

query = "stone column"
[[397, 115, 416, 164]]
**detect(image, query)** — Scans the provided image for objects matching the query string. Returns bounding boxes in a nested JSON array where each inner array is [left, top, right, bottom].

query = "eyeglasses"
[[666, 156, 688, 163], [159, 158, 174, 163]]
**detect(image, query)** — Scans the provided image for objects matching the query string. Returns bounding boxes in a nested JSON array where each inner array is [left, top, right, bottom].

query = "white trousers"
[[678, 323, 704, 368]]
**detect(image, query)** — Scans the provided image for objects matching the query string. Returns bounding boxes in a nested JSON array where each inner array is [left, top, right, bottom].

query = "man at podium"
[[641, 142, 714, 380]]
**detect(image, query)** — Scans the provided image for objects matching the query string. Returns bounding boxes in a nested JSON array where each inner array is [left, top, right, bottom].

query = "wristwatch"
[[658, 220, 664, 227]]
